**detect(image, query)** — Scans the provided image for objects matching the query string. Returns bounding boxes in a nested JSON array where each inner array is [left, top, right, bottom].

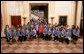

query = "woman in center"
[[38, 22, 44, 39]]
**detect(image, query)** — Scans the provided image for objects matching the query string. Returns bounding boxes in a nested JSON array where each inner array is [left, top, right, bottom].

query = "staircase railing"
[[31, 10, 40, 18]]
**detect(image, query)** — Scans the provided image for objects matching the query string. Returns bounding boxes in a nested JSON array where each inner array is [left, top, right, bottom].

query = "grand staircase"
[[31, 10, 44, 20]]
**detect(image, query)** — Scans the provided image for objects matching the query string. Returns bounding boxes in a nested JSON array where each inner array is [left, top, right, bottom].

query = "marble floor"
[[1, 37, 83, 53]]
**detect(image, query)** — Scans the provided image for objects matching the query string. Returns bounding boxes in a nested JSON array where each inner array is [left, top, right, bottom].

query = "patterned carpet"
[[1, 37, 83, 53]]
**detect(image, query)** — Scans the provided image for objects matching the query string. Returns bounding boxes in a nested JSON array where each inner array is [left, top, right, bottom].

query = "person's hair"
[[72, 25, 75, 29], [6, 25, 9, 28], [75, 25, 79, 30]]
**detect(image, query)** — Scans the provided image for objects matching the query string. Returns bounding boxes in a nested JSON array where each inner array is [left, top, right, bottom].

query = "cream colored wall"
[[76, 1, 82, 28], [1, 1, 9, 37], [48, 1, 76, 28], [1, 1, 82, 37]]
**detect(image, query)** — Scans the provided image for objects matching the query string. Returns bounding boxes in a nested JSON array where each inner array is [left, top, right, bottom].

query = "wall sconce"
[[23, 17, 26, 25], [51, 17, 54, 25], [23, 13, 27, 24], [23, 14, 27, 25]]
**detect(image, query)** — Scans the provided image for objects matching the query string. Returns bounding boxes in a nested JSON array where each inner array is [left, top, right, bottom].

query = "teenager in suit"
[[43, 26, 48, 40], [47, 28, 52, 40], [72, 25, 80, 44], [17, 28, 22, 42], [25, 28, 30, 41], [13, 29, 18, 42], [35, 23, 39, 39], [60, 28, 66, 43], [4, 25, 9, 43], [65, 28, 71, 44], [21, 28, 26, 41], [54, 27, 58, 41], [32, 28, 37, 39], [8, 28, 13, 44]]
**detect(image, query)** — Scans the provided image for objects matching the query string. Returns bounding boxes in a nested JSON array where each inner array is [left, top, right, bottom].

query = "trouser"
[[19, 36, 23, 42], [65, 38, 69, 44], [33, 35, 37, 39], [39, 32, 43, 38], [43, 34, 46, 40], [57, 36, 60, 41], [73, 36, 78, 41], [59, 36, 64, 43], [23, 36, 26, 41], [9, 38, 12, 42], [8, 37, 13, 44], [75, 36, 78, 41], [48, 34, 52, 40], [37, 31, 39, 36], [45, 34, 48, 40], [71, 34, 78, 40], [71, 35, 78, 44], [26, 35, 28, 40], [14, 36, 19, 42], [6, 36, 9, 42], [43, 34, 45, 40], [29, 35, 33, 40], [54, 36, 58, 40], [12, 36, 16, 42]]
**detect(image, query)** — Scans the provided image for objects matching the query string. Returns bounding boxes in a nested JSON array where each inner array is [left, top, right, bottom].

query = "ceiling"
[[30, 3, 48, 7]]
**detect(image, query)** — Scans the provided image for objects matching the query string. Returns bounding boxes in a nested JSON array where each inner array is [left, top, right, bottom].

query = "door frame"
[[59, 15, 67, 26], [29, 3, 48, 23], [11, 16, 21, 27]]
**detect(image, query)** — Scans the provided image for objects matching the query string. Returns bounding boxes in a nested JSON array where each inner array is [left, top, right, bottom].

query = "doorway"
[[80, 19, 83, 36], [30, 3, 48, 23], [59, 16, 67, 26], [11, 16, 21, 27]]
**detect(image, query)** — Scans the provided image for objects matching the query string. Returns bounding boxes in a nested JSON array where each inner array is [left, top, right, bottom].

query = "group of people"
[[4, 18, 80, 44]]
